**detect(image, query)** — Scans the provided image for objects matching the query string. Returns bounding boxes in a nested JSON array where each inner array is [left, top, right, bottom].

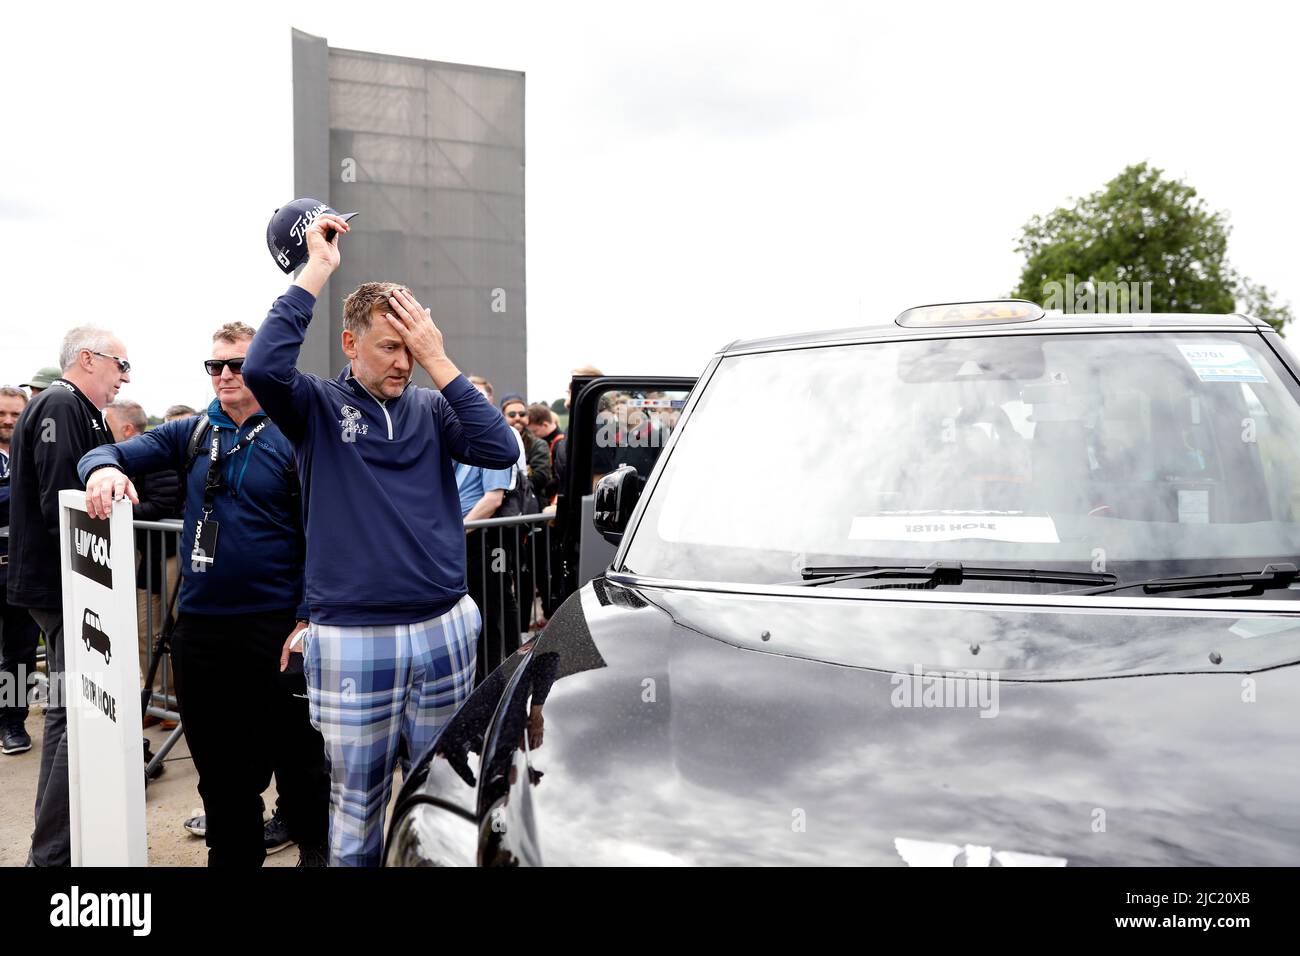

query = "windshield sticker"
[[1176, 342, 1268, 383], [849, 514, 1060, 544], [1177, 489, 1210, 524]]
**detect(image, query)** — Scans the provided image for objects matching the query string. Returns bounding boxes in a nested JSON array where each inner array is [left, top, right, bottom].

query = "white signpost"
[[58, 490, 148, 866]]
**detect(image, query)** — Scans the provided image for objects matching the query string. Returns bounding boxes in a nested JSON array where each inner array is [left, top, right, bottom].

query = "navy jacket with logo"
[[76, 398, 307, 618], [243, 284, 521, 626]]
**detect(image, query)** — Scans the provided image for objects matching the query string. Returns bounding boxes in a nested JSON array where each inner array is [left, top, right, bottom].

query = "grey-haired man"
[[7, 327, 129, 865]]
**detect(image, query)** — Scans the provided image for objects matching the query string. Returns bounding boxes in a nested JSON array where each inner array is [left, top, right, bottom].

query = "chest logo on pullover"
[[339, 404, 368, 443]]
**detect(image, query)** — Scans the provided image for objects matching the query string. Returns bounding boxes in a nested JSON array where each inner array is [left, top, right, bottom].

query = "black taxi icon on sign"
[[81, 609, 111, 664]]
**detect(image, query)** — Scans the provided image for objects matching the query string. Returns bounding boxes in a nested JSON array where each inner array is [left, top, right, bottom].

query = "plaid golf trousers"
[[303, 595, 481, 866]]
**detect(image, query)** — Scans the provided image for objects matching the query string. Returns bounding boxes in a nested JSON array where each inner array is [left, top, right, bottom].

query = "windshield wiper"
[[793, 560, 1117, 589], [1069, 562, 1299, 597]]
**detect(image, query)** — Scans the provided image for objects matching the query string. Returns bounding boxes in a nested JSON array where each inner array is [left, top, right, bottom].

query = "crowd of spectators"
[[0, 319, 681, 867]]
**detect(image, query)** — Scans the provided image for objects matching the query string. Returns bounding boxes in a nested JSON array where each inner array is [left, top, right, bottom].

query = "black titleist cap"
[[266, 198, 357, 274]]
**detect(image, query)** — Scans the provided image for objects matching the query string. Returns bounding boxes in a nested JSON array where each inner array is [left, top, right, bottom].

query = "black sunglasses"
[[204, 358, 246, 375], [505, 409, 528, 418], [89, 351, 131, 374]]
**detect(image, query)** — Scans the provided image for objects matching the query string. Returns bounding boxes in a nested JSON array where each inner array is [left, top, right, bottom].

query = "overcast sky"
[[2, 1, 1296, 413]]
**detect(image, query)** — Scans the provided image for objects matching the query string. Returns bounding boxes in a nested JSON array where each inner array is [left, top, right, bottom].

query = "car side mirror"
[[593, 465, 643, 544]]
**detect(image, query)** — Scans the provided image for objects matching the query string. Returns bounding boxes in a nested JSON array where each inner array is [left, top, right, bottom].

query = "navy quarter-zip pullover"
[[243, 285, 520, 626]]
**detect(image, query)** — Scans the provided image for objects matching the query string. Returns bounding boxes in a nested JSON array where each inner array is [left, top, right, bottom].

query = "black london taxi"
[[82, 608, 113, 664], [387, 300, 1300, 866]]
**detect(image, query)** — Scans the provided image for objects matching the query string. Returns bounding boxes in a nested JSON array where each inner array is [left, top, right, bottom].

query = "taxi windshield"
[[623, 330, 1300, 597]]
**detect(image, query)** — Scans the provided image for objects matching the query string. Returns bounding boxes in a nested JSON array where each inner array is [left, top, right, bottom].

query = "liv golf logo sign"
[[69, 508, 113, 589]]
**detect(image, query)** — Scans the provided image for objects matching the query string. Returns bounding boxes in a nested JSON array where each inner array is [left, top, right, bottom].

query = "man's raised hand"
[[294, 213, 351, 297], [306, 213, 350, 269]]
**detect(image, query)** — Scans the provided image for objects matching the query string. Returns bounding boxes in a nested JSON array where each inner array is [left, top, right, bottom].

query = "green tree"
[[1235, 276, 1294, 333], [1012, 162, 1292, 332]]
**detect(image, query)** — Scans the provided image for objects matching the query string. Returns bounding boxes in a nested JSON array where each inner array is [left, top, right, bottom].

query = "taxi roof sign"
[[896, 300, 1045, 329]]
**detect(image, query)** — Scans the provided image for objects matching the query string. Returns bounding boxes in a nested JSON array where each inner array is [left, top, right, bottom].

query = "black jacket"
[[538, 426, 567, 502], [520, 428, 553, 504], [6, 379, 111, 609], [132, 467, 182, 523], [130, 464, 183, 590]]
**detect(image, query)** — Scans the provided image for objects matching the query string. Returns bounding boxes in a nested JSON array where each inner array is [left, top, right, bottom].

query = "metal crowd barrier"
[[133, 519, 183, 717], [133, 518, 184, 780], [4, 511, 556, 779], [461, 512, 558, 682], [131, 513, 558, 694]]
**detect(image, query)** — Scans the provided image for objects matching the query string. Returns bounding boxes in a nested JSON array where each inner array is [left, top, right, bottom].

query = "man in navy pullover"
[[79, 322, 329, 867], [242, 212, 519, 866]]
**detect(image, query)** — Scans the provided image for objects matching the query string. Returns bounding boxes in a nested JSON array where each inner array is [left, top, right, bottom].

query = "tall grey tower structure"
[[291, 28, 526, 397]]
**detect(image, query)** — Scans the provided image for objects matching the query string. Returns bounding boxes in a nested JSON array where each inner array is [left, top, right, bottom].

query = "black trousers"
[[171, 610, 328, 866], [27, 609, 69, 866], [0, 596, 40, 726]]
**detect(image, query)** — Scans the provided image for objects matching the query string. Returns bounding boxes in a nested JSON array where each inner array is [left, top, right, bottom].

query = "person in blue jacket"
[[242, 212, 520, 867], [78, 322, 329, 867]]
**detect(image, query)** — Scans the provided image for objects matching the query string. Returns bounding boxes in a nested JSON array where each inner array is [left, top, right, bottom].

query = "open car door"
[[549, 375, 696, 610]]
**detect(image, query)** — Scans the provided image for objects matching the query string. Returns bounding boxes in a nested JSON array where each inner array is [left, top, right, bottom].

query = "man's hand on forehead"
[[383, 287, 447, 367]]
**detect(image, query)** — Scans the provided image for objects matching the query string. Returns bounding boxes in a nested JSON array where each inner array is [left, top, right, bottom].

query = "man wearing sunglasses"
[[501, 394, 552, 504], [76, 323, 329, 867], [7, 327, 129, 865]]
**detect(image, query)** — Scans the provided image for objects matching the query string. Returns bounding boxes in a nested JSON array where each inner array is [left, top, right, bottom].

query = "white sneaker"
[[183, 810, 206, 837]]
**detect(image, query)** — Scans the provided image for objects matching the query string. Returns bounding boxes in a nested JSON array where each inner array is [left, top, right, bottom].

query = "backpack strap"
[[183, 413, 211, 473]]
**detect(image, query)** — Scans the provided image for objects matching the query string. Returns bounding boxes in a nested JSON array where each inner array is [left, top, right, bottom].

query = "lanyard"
[[202, 419, 269, 517]]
